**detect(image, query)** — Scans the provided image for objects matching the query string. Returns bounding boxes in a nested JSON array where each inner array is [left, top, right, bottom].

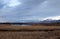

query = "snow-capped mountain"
[[40, 16, 60, 23], [42, 16, 60, 20]]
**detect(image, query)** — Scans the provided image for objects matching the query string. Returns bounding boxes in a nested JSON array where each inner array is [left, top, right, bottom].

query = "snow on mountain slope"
[[42, 16, 60, 21], [40, 16, 60, 23]]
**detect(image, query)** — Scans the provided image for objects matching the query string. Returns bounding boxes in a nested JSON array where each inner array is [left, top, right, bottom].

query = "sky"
[[0, 0, 60, 22]]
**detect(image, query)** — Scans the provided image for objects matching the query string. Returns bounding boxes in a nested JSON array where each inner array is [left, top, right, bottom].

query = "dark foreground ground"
[[0, 24, 60, 39], [0, 30, 60, 39]]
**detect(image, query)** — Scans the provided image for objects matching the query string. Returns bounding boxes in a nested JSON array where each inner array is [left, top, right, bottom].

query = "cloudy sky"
[[0, 0, 60, 22]]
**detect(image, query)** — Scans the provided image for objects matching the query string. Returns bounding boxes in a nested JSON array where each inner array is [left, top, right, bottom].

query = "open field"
[[0, 30, 60, 39], [0, 24, 60, 39], [0, 25, 60, 30]]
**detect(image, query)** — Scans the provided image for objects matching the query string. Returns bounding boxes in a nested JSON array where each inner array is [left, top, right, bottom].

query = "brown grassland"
[[0, 24, 60, 39]]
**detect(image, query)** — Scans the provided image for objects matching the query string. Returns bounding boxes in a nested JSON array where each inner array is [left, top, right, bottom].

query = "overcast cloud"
[[0, 0, 60, 22]]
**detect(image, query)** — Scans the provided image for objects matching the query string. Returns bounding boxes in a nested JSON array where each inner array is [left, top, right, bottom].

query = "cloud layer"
[[0, 0, 60, 22]]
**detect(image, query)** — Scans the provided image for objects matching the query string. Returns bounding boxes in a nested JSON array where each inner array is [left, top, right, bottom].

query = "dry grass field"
[[0, 30, 60, 39], [0, 24, 60, 39], [0, 24, 60, 30]]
